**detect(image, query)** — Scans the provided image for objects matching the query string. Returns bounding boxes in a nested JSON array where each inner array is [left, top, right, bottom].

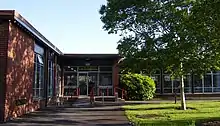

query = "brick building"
[[0, 10, 120, 122]]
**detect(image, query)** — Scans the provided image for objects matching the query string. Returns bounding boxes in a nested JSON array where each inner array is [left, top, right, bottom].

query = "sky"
[[0, 0, 120, 54]]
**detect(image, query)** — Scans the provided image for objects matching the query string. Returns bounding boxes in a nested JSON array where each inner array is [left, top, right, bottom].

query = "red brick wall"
[[4, 22, 39, 121], [0, 21, 9, 122]]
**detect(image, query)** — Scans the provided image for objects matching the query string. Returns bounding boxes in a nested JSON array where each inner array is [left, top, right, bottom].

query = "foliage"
[[120, 73, 156, 100], [123, 100, 220, 126], [100, 0, 220, 110], [99, 0, 220, 77]]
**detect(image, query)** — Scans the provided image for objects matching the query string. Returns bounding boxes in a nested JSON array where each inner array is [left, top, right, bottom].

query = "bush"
[[120, 73, 156, 100]]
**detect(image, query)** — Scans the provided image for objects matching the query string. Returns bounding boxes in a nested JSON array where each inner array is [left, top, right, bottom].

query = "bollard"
[[122, 89, 124, 99], [174, 89, 177, 104], [102, 92, 104, 104], [107, 87, 109, 96], [115, 92, 118, 103]]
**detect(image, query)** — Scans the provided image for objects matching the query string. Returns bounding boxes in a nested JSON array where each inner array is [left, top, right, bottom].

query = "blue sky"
[[0, 0, 120, 54]]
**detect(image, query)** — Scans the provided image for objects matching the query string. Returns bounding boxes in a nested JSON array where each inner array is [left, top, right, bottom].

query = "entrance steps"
[[70, 96, 125, 107], [71, 96, 125, 108], [59, 95, 126, 107], [72, 97, 91, 107], [94, 96, 125, 102]]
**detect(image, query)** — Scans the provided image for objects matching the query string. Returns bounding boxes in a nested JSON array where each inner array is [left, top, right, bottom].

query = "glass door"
[[88, 72, 98, 95], [78, 72, 88, 95]]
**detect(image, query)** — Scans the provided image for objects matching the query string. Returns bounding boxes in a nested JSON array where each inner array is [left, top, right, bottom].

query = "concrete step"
[[72, 97, 91, 107]]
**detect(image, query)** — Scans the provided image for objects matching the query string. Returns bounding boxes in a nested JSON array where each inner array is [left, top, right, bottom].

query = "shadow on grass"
[[135, 120, 196, 126], [195, 117, 220, 126], [136, 114, 164, 119], [133, 118, 220, 126], [132, 116, 220, 126], [123, 106, 197, 111]]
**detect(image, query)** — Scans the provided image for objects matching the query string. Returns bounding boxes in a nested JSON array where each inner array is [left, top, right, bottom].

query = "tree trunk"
[[180, 63, 186, 110]]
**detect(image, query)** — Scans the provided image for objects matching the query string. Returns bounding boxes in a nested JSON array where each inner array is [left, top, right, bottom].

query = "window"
[[163, 75, 172, 93], [37, 55, 44, 64], [184, 75, 191, 93], [56, 65, 61, 96], [48, 60, 54, 97], [99, 73, 112, 86], [99, 73, 113, 95], [213, 72, 220, 92], [33, 53, 44, 99], [64, 73, 77, 96], [34, 44, 44, 55], [193, 75, 203, 93], [64, 74, 77, 87], [204, 74, 212, 92], [151, 75, 160, 93], [99, 66, 112, 72]]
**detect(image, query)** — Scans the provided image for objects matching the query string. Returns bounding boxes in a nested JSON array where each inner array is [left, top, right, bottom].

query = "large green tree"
[[100, 0, 220, 110]]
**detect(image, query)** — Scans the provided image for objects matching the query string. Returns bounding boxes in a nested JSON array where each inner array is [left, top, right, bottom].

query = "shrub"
[[120, 73, 156, 100]]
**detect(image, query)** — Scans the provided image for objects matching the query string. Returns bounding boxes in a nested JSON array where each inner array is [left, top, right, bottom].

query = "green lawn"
[[123, 100, 220, 126]]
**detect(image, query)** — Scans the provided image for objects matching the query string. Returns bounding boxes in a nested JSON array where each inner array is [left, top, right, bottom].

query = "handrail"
[[114, 87, 126, 99], [115, 87, 124, 91], [98, 87, 111, 96]]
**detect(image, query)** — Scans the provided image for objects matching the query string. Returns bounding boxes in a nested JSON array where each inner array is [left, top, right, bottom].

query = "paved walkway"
[[0, 103, 131, 126]]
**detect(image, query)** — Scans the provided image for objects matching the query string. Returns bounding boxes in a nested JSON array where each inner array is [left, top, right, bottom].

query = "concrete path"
[[0, 104, 131, 126]]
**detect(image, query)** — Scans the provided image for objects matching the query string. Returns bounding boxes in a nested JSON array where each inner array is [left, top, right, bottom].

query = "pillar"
[[53, 55, 57, 96], [113, 59, 119, 95]]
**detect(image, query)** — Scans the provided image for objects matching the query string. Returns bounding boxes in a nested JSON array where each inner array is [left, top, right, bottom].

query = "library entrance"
[[63, 66, 112, 96], [78, 72, 97, 96], [61, 54, 120, 97]]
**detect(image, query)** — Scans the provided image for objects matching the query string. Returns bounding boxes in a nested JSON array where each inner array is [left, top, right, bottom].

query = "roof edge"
[[13, 11, 63, 55], [0, 10, 63, 55], [62, 53, 122, 59]]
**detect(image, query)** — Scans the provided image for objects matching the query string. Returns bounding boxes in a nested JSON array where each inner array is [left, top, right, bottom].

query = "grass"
[[123, 100, 220, 126]]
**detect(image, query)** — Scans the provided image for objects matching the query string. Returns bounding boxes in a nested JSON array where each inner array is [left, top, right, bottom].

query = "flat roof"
[[63, 54, 121, 59], [0, 10, 63, 55]]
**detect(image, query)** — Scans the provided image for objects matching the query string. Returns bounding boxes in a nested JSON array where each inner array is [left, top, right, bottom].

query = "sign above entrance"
[[78, 66, 98, 71]]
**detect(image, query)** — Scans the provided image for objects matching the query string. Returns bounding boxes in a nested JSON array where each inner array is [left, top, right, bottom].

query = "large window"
[[163, 75, 172, 93], [99, 66, 113, 95], [193, 75, 203, 93], [65, 74, 77, 87], [155, 70, 220, 94], [99, 73, 112, 86], [213, 71, 220, 92], [64, 73, 77, 96], [204, 73, 212, 92], [33, 44, 44, 99], [48, 60, 54, 97], [151, 75, 160, 93], [56, 65, 61, 96], [173, 78, 180, 93]]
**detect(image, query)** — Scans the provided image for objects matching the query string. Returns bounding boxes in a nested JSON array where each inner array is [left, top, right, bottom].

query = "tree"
[[100, 0, 220, 110]]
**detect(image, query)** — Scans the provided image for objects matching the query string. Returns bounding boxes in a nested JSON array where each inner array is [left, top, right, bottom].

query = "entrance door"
[[88, 73, 97, 95], [78, 72, 88, 95]]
